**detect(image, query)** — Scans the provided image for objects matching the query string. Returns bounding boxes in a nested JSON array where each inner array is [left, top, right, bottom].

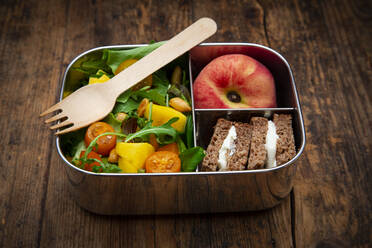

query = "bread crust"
[[201, 119, 252, 171], [226, 122, 251, 171], [274, 114, 296, 165], [201, 118, 232, 171], [247, 117, 268, 169]]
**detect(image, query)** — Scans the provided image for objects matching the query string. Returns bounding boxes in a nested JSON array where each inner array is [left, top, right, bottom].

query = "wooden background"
[[0, 0, 371, 247]]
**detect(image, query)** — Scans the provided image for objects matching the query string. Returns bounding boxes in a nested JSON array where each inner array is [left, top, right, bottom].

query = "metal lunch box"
[[56, 43, 306, 215]]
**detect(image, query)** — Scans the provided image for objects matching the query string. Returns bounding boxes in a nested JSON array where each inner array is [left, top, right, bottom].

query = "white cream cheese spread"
[[217, 125, 237, 171], [265, 120, 279, 168]]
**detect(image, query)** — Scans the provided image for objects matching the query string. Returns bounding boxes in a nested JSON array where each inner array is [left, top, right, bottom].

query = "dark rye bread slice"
[[247, 117, 268, 169], [226, 122, 252, 171], [201, 118, 232, 171], [201, 119, 252, 171], [273, 114, 296, 165]]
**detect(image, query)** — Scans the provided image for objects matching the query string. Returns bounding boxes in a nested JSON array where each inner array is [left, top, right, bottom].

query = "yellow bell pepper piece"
[[116, 142, 155, 173], [96, 69, 107, 75], [88, 74, 110, 85], [115, 59, 153, 91], [115, 59, 138, 75], [144, 103, 187, 133]]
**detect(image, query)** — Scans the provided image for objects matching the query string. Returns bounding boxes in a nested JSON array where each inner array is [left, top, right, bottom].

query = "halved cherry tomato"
[[145, 151, 181, 173], [80, 151, 102, 172], [84, 122, 116, 156], [157, 142, 179, 154]]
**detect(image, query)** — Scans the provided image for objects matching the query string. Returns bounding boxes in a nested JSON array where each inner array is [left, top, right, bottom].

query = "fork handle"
[[106, 18, 217, 97]]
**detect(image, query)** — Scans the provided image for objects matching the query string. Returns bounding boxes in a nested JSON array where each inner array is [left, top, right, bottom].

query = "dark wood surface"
[[0, 0, 371, 247]]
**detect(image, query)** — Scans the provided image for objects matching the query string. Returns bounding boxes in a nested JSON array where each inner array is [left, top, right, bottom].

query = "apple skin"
[[193, 54, 277, 108]]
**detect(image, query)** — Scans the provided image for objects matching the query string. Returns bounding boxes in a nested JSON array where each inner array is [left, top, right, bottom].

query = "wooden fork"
[[40, 18, 217, 135]]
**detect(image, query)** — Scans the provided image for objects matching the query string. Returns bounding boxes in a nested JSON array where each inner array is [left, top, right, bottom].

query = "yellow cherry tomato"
[[145, 151, 181, 173]]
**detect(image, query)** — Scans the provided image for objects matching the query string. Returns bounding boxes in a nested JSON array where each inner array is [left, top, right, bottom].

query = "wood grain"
[[260, 0, 372, 247], [0, 0, 370, 247]]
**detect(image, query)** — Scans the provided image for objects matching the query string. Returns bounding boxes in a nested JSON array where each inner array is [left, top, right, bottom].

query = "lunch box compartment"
[[189, 44, 298, 108], [56, 43, 306, 215], [193, 108, 303, 162]]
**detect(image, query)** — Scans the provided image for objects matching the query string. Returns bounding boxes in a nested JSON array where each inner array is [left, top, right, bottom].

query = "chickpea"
[[169, 97, 191, 112], [149, 134, 159, 150], [116, 112, 127, 122], [137, 98, 149, 117], [108, 148, 119, 163]]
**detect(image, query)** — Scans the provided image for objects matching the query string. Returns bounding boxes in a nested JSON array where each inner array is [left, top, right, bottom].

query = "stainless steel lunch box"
[[56, 43, 306, 215]]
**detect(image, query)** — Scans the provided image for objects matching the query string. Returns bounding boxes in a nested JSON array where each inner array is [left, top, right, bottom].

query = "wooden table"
[[0, 0, 370, 247]]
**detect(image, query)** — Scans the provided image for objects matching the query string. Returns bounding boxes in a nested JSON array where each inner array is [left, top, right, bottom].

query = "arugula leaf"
[[184, 115, 194, 148], [80, 59, 111, 75], [112, 98, 139, 114], [116, 89, 133, 104], [135, 88, 166, 105], [100, 158, 122, 173], [64, 68, 90, 95], [137, 73, 168, 105], [79, 157, 122, 173], [125, 117, 179, 145], [176, 136, 187, 154], [71, 140, 86, 163], [180, 147, 205, 172], [152, 70, 169, 87], [103, 113, 122, 132], [104, 42, 165, 74], [60, 128, 86, 157]]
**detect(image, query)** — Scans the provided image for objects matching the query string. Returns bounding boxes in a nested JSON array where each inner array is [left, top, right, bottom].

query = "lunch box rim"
[[55, 42, 306, 177]]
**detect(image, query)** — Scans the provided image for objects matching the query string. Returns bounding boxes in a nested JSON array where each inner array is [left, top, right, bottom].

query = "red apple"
[[193, 54, 277, 108]]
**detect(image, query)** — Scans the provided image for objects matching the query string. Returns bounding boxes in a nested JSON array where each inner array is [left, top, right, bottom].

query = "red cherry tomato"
[[80, 151, 102, 172], [84, 122, 116, 156]]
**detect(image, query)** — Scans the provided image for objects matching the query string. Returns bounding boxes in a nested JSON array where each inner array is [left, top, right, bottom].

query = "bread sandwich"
[[201, 118, 252, 171], [201, 114, 296, 171]]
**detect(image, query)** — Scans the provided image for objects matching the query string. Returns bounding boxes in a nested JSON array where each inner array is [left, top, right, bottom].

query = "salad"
[[60, 42, 205, 173]]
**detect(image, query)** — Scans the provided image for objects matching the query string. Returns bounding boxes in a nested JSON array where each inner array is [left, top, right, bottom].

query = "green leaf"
[[71, 140, 86, 163], [152, 70, 169, 87], [81, 59, 111, 75], [64, 68, 90, 93], [185, 115, 194, 149], [104, 42, 165, 74], [103, 113, 122, 133], [112, 98, 139, 114], [135, 88, 166, 105], [180, 147, 205, 172], [116, 89, 133, 104], [101, 158, 122, 173], [125, 117, 179, 145], [59, 128, 86, 157], [176, 136, 187, 154]]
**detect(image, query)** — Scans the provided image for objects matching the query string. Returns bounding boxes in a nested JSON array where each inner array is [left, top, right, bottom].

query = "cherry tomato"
[[84, 122, 116, 156], [80, 151, 102, 172], [157, 142, 179, 154], [145, 151, 181, 173]]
